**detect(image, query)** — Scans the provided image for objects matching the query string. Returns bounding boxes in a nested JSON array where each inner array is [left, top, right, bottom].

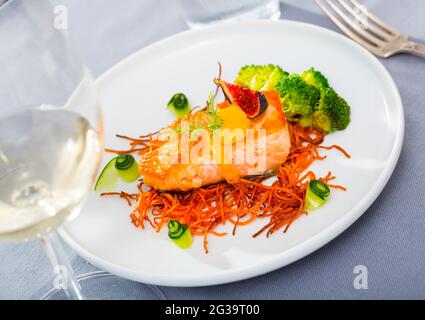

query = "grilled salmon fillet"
[[140, 91, 290, 191]]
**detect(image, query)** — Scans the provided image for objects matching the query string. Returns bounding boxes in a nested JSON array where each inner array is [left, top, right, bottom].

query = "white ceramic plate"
[[61, 20, 404, 287]]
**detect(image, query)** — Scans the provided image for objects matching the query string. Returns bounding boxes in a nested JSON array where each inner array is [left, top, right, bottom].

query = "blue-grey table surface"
[[1, 0, 424, 300]]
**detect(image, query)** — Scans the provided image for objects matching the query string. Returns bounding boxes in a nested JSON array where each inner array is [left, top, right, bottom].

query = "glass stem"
[[40, 231, 84, 300]]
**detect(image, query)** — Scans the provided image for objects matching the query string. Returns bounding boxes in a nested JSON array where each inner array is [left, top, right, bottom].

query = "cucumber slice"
[[168, 220, 193, 249], [167, 93, 191, 119], [94, 157, 119, 192], [304, 180, 330, 211], [115, 154, 140, 182], [172, 228, 193, 249]]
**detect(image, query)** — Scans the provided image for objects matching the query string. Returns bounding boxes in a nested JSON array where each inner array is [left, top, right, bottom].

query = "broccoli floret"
[[301, 67, 329, 89], [236, 64, 289, 91], [275, 74, 320, 122], [236, 65, 350, 133], [312, 87, 350, 133]]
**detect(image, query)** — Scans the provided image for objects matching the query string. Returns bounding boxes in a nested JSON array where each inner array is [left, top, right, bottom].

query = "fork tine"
[[337, 0, 393, 41], [349, 0, 399, 35], [315, 0, 380, 53], [324, 0, 385, 47]]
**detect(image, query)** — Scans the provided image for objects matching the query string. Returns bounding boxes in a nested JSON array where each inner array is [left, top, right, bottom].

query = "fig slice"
[[215, 79, 268, 119]]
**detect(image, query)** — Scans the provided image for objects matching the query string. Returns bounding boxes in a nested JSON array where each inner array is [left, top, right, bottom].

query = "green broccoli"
[[275, 74, 320, 123], [236, 65, 350, 133], [312, 87, 350, 133], [301, 67, 329, 89], [236, 64, 289, 91]]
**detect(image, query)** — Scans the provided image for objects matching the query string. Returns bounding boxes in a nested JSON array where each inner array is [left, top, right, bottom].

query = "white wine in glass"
[[0, 0, 164, 300], [0, 107, 101, 242]]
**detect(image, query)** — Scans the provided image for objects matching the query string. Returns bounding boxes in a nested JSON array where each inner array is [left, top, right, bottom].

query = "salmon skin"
[[140, 90, 290, 191]]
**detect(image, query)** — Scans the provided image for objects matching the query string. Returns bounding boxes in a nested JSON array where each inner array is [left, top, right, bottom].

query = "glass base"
[[41, 271, 166, 300]]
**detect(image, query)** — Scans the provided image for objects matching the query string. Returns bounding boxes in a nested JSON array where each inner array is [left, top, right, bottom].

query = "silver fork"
[[316, 0, 425, 58]]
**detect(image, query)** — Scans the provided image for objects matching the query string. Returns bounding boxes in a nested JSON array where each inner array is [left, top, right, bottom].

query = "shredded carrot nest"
[[101, 123, 350, 253]]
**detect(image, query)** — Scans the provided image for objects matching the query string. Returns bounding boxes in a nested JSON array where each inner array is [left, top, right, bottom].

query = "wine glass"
[[0, 0, 164, 300]]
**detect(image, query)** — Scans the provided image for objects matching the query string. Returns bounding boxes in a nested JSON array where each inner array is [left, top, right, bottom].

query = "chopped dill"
[[173, 90, 223, 138]]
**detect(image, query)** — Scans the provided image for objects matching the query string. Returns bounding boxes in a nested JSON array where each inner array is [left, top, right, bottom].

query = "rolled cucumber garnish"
[[304, 180, 330, 211], [114, 154, 140, 182], [95, 154, 140, 191], [168, 220, 193, 249]]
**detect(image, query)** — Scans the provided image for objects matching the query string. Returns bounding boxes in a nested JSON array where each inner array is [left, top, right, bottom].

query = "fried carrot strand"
[[102, 122, 349, 253]]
